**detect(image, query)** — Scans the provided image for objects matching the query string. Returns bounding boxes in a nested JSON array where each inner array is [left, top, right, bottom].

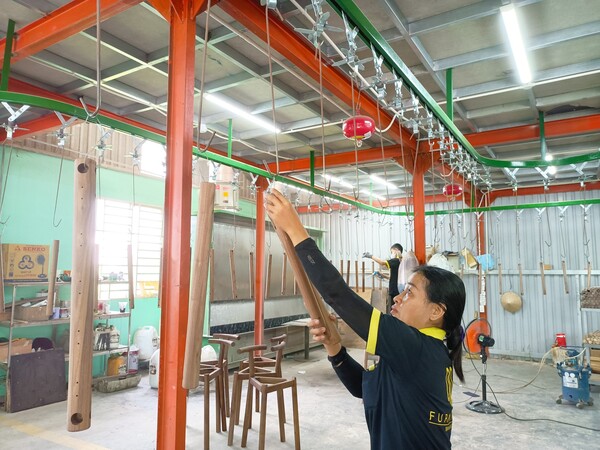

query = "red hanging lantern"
[[342, 115, 375, 147], [442, 184, 463, 199]]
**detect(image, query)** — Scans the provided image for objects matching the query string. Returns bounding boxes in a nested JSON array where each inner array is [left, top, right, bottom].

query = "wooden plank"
[[183, 182, 215, 389], [281, 252, 287, 295], [272, 227, 340, 345], [229, 249, 238, 299], [45, 240, 59, 317], [249, 251, 254, 300], [128, 244, 135, 309], [67, 158, 96, 432]]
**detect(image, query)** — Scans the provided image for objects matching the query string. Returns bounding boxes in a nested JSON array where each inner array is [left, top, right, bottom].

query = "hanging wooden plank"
[[354, 260, 359, 291], [273, 226, 340, 345], [587, 262, 592, 289], [561, 260, 569, 294], [281, 252, 288, 295], [45, 240, 59, 318], [249, 251, 254, 300], [229, 249, 238, 299], [339, 259, 344, 277], [209, 248, 215, 302], [127, 243, 135, 309], [361, 261, 365, 292], [67, 158, 96, 432], [539, 262, 547, 296], [93, 244, 99, 313], [371, 261, 375, 290], [182, 182, 215, 390], [265, 253, 273, 298], [497, 262, 503, 295], [518, 263, 524, 296], [345, 260, 351, 285]]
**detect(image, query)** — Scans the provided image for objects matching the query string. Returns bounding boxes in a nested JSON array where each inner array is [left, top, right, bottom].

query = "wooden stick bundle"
[[67, 159, 96, 432], [183, 182, 215, 389]]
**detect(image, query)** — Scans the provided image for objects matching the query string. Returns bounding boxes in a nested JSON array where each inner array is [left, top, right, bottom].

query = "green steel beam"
[[326, 0, 600, 169], [1, 20, 16, 92], [425, 197, 600, 216]]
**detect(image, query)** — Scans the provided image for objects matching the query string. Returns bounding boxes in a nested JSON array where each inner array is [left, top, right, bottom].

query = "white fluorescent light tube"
[[204, 93, 281, 134], [360, 189, 385, 200], [322, 174, 354, 189], [501, 5, 532, 84], [369, 174, 397, 190]]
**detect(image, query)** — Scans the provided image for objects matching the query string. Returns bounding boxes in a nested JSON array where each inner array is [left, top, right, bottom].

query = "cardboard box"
[[14, 304, 51, 322], [0, 338, 33, 362], [2, 244, 50, 281], [591, 349, 600, 374]]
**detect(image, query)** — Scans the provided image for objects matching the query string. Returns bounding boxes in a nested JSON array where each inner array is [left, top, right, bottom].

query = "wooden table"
[[283, 318, 313, 360]]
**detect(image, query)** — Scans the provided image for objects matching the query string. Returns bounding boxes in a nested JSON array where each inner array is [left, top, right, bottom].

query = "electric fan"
[[464, 318, 504, 414]]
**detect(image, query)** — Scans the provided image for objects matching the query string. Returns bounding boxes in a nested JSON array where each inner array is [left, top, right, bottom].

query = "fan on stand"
[[464, 318, 504, 414]]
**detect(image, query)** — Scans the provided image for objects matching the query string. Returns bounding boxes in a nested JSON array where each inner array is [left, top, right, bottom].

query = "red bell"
[[342, 115, 375, 147], [442, 184, 463, 198]]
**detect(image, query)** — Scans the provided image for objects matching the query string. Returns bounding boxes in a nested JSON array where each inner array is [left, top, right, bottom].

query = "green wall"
[[0, 150, 167, 392]]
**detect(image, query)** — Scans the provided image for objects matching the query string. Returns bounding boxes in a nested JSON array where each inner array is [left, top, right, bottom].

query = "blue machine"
[[556, 347, 594, 409]]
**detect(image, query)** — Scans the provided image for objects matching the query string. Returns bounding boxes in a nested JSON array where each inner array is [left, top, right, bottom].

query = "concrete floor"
[[0, 348, 598, 449]]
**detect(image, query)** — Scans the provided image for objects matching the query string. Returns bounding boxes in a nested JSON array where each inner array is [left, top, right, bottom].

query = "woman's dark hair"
[[412, 265, 466, 382], [391, 243, 403, 253]]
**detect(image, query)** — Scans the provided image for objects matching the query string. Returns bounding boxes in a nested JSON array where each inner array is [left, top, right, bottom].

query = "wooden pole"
[[67, 158, 96, 432], [281, 252, 288, 295], [265, 253, 272, 299], [249, 251, 254, 299], [497, 262, 503, 295], [561, 260, 569, 294], [339, 259, 344, 277], [540, 262, 547, 296], [587, 261, 592, 289], [128, 243, 135, 309], [354, 260, 359, 291], [345, 260, 351, 285], [273, 227, 340, 345], [229, 249, 238, 299], [361, 261, 365, 292], [45, 240, 59, 317], [182, 182, 215, 389], [518, 263, 524, 296]]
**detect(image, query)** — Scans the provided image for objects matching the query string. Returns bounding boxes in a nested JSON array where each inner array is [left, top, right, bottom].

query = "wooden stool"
[[197, 363, 223, 450], [228, 337, 287, 446], [210, 333, 241, 417], [240, 344, 300, 450]]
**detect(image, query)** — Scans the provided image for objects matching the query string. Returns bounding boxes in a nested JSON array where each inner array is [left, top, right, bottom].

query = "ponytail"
[[446, 326, 464, 382]]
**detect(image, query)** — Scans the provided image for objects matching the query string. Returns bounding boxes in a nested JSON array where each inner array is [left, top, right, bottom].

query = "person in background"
[[362, 244, 403, 313], [265, 189, 466, 450]]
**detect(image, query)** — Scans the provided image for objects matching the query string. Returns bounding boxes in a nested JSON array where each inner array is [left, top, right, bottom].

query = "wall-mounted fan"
[[464, 318, 504, 414]]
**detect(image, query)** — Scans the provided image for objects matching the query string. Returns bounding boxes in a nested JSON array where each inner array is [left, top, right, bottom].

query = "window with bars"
[[96, 199, 163, 300]]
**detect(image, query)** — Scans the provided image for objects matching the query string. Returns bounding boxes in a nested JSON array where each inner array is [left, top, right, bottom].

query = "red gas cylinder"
[[555, 333, 567, 347], [342, 115, 375, 147]]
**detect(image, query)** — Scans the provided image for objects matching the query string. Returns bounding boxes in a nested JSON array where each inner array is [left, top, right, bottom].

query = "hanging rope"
[[0, 141, 15, 227], [264, 2, 280, 173], [581, 187, 592, 288], [558, 206, 570, 294], [536, 207, 547, 295], [194, 0, 212, 153]]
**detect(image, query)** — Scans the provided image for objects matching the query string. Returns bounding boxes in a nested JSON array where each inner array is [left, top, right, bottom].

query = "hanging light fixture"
[[342, 115, 375, 147], [442, 184, 463, 199]]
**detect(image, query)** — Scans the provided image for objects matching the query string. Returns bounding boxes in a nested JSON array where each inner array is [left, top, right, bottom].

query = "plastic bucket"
[[128, 345, 139, 373], [556, 333, 567, 347]]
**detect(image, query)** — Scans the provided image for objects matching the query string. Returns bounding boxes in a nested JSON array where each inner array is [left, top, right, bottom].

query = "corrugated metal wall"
[[300, 190, 600, 358]]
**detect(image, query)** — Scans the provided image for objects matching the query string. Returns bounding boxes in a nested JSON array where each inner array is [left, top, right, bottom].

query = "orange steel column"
[[254, 180, 266, 346], [157, 2, 204, 448], [412, 164, 427, 264]]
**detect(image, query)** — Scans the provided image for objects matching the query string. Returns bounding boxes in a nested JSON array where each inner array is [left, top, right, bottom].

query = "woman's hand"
[[264, 188, 309, 245], [308, 314, 341, 356]]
